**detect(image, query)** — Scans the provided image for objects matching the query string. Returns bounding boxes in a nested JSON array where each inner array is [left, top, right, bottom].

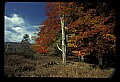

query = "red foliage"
[[35, 45, 48, 54], [34, 2, 115, 57]]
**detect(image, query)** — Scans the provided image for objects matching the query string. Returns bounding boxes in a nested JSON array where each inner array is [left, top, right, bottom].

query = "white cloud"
[[4, 14, 25, 30], [4, 13, 38, 43], [11, 27, 26, 33]]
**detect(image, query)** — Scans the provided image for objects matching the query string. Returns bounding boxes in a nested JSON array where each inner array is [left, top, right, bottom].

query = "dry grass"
[[4, 54, 115, 78]]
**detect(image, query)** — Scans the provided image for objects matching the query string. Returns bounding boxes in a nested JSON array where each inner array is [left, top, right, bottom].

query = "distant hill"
[[4, 42, 32, 55], [4, 42, 21, 48]]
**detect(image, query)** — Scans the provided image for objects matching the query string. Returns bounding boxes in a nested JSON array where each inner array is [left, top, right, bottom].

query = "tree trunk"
[[98, 57, 103, 66], [81, 56, 84, 62], [57, 3, 66, 64], [78, 56, 80, 61], [60, 15, 66, 64], [5, 42, 9, 52]]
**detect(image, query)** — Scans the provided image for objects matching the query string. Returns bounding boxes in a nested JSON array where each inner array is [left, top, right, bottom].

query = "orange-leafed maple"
[[66, 2, 115, 65], [34, 2, 61, 54]]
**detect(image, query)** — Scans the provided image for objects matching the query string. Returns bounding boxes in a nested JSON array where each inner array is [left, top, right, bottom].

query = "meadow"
[[4, 53, 115, 78]]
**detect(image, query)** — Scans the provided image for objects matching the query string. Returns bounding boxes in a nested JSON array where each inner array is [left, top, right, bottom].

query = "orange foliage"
[[35, 2, 115, 57]]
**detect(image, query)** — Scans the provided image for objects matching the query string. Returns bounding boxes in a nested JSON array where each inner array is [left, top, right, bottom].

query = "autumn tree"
[[66, 2, 116, 65], [35, 2, 116, 65], [35, 15, 60, 54], [35, 2, 77, 64]]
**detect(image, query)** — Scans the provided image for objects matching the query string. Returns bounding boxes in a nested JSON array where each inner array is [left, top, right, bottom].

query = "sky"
[[4, 2, 47, 43]]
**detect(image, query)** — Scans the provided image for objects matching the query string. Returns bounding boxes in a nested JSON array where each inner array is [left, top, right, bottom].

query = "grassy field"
[[4, 54, 115, 78]]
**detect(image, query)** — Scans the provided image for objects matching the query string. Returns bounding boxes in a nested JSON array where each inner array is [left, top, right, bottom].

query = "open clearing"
[[4, 54, 115, 78]]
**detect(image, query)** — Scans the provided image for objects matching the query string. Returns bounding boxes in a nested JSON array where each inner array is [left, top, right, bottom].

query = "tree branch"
[[57, 44, 63, 52]]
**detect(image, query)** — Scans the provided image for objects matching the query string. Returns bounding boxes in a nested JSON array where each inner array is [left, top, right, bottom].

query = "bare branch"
[[57, 44, 63, 52]]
